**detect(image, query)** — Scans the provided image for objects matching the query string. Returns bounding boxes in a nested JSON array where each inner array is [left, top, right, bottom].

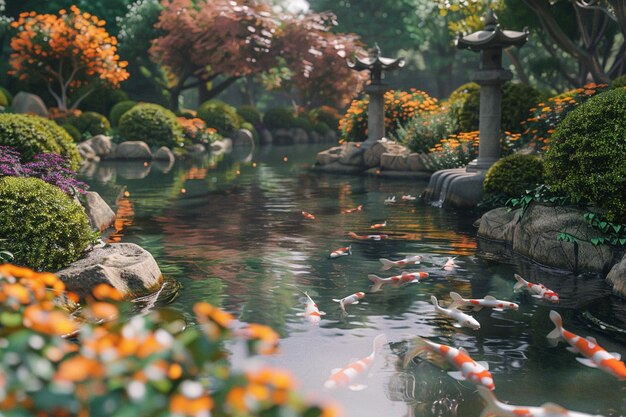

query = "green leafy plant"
[[118, 103, 185, 148], [236, 105, 262, 126], [61, 123, 82, 141], [109, 100, 137, 127], [506, 184, 577, 218], [484, 153, 545, 198], [197, 100, 242, 135], [67, 111, 111, 138], [263, 107, 296, 130]]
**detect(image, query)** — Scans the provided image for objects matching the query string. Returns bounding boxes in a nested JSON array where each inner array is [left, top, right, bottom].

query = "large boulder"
[[315, 145, 343, 166], [606, 254, 626, 296], [339, 142, 364, 166], [115, 141, 152, 160], [76, 142, 98, 162], [153, 146, 175, 162], [83, 191, 116, 232], [85, 135, 114, 157], [12, 92, 48, 117], [363, 139, 410, 168], [56, 243, 163, 299], [231, 128, 254, 147]]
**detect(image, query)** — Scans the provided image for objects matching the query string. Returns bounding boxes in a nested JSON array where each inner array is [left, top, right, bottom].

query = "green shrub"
[[0, 90, 8, 108], [197, 100, 241, 135], [0, 114, 81, 169], [118, 103, 185, 148], [61, 123, 82, 141], [263, 107, 296, 130], [109, 100, 137, 127], [0, 86, 13, 104], [292, 115, 314, 132], [611, 74, 626, 89], [314, 122, 331, 135], [484, 153, 544, 198], [394, 105, 459, 153], [237, 105, 262, 126], [0, 177, 93, 271], [68, 111, 111, 138], [309, 105, 341, 131], [544, 87, 626, 222]]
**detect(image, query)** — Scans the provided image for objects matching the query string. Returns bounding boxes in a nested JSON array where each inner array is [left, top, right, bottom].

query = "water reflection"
[[79, 144, 626, 417]]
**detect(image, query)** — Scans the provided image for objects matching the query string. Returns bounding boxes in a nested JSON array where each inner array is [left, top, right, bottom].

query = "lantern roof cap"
[[456, 9, 529, 51]]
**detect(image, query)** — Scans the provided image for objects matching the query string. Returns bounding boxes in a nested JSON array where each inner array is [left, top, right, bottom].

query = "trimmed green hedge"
[[109, 100, 137, 127], [67, 111, 111, 138], [197, 100, 241, 135], [118, 103, 185, 148], [0, 177, 93, 271], [484, 153, 544, 198]]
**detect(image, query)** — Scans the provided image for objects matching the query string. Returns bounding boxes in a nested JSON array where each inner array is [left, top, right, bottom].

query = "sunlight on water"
[[80, 144, 626, 417]]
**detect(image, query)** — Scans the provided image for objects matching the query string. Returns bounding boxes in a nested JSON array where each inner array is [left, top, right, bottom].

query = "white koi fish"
[[513, 274, 559, 303], [443, 257, 458, 271], [368, 271, 430, 292], [431, 295, 480, 330], [324, 334, 387, 391], [547, 310, 626, 380], [348, 231, 388, 241], [329, 245, 352, 259], [476, 385, 606, 417], [379, 255, 423, 271], [297, 292, 326, 325], [401, 194, 416, 201], [449, 292, 519, 312], [384, 196, 396, 204], [403, 337, 494, 390], [332, 292, 365, 312]]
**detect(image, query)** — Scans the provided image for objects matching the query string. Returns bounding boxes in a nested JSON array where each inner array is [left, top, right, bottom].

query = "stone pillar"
[[363, 84, 387, 149]]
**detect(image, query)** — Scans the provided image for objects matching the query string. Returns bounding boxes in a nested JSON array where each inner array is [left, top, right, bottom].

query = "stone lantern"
[[422, 10, 529, 208], [348, 44, 405, 149]]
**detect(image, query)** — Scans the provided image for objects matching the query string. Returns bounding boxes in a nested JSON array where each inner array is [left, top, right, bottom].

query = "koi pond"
[[80, 144, 626, 417]]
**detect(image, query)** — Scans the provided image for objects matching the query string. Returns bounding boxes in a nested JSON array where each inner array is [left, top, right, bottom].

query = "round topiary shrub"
[[61, 123, 82, 142], [197, 100, 241, 135], [611, 74, 626, 89], [544, 87, 626, 222], [484, 153, 545, 198], [237, 105, 262, 126], [0, 114, 81, 169], [109, 100, 137, 127], [263, 107, 296, 130], [68, 111, 111, 137], [118, 103, 185, 148], [0, 177, 93, 271]]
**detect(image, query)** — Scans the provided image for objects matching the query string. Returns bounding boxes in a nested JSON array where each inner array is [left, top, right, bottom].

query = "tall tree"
[[8, 6, 129, 111]]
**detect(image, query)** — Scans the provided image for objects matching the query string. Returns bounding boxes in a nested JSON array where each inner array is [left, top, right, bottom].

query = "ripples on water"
[[80, 145, 626, 417]]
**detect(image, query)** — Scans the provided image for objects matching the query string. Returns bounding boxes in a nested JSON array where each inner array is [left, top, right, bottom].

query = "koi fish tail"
[[368, 275, 384, 292], [449, 292, 465, 309], [430, 295, 440, 309], [347, 245, 352, 255], [372, 334, 388, 357], [513, 274, 527, 292], [546, 310, 563, 346], [476, 386, 502, 417], [348, 232, 359, 239], [402, 337, 428, 368], [379, 258, 395, 271]]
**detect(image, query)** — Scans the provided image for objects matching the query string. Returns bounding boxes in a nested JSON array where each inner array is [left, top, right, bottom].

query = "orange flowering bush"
[[0, 264, 334, 417], [339, 89, 440, 142], [8, 6, 129, 111], [519, 82, 609, 152], [177, 117, 223, 145]]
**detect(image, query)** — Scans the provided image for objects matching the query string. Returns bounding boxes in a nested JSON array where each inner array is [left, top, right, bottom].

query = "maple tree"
[[8, 6, 129, 111]]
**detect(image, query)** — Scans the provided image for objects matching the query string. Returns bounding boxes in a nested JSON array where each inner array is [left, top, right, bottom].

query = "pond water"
[[80, 144, 626, 417]]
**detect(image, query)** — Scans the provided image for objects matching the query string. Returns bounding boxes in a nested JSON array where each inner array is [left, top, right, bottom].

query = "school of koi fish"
[[298, 194, 624, 417]]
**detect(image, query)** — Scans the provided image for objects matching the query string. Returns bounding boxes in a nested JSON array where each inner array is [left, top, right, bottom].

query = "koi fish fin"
[[531, 294, 543, 299], [575, 357, 598, 368], [566, 346, 580, 353], [332, 299, 342, 303], [586, 336, 597, 344], [296, 312, 305, 316], [347, 246, 352, 255], [430, 295, 439, 308], [448, 291, 465, 309], [610, 352, 622, 360], [546, 311, 563, 345], [483, 295, 496, 301], [453, 323, 463, 328], [476, 386, 500, 417], [319, 311, 326, 316], [372, 334, 388, 355], [459, 347, 469, 355], [349, 384, 367, 391], [447, 371, 466, 381], [513, 274, 526, 292], [541, 403, 569, 414], [477, 361, 490, 370], [331, 368, 342, 374], [352, 301, 359, 305], [379, 258, 395, 270], [368, 275, 384, 292]]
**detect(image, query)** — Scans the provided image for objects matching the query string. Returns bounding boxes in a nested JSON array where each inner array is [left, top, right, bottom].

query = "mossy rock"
[[109, 100, 137, 127], [484, 153, 545, 198], [118, 103, 185, 149], [0, 114, 81, 169], [0, 177, 93, 271], [545, 87, 626, 222], [197, 100, 241, 135]]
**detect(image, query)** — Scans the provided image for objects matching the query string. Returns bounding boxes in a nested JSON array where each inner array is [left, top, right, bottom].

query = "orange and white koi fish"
[[297, 292, 326, 325], [368, 271, 429, 292], [431, 295, 481, 330], [476, 385, 606, 417], [379, 255, 423, 271], [384, 196, 396, 204], [342, 204, 363, 214], [332, 291, 365, 312], [403, 337, 494, 390], [348, 231, 388, 241], [401, 194, 416, 201], [547, 310, 626, 380], [513, 274, 559, 303], [302, 211, 315, 220], [324, 334, 387, 391], [449, 292, 519, 312], [370, 221, 387, 229], [443, 257, 458, 271], [329, 245, 352, 259]]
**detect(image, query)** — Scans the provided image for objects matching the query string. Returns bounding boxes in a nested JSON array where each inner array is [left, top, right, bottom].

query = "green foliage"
[[0, 89, 8, 108], [263, 107, 296, 130], [236, 105, 262, 126], [61, 123, 81, 142], [109, 100, 137, 127], [448, 82, 480, 133], [118, 103, 185, 148], [0, 177, 92, 271], [78, 87, 129, 115], [394, 105, 458, 153], [544, 87, 626, 222], [507, 184, 578, 218], [197, 100, 241, 135], [0, 87, 12, 105], [292, 115, 314, 132], [611, 74, 626, 89], [484, 153, 545, 199], [309, 105, 341, 131], [68, 111, 111, 138], [313, 122, 330, 135], [0, 114, 80, 170]]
